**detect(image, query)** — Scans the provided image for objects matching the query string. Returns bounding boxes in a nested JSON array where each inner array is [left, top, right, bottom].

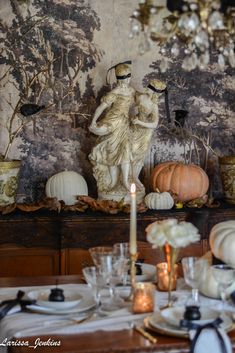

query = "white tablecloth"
[[0, 280, 234, 353]]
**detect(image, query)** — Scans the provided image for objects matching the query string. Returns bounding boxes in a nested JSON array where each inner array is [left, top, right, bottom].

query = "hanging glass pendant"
[[218, 53, 226, 69], [138, 31, 151, 55], [208, 11, 224, 30], [171, 42, 180, 56]]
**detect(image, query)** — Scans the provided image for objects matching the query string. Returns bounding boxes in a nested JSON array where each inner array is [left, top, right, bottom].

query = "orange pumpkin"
[[150, 161, 209, 202]]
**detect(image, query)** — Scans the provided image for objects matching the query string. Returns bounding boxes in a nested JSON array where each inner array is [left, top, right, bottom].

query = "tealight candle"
[[156, 262, 178, 292], [132, 282, 155, 313]]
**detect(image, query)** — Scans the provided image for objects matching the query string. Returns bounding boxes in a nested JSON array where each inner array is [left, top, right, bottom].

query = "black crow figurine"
[[174, 109, 188, 128], [20, 104, 45, 117]]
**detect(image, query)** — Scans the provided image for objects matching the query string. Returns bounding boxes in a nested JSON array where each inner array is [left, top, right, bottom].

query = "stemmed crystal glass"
[[113, 242, 130, 286], [182, 257, 208, 305], [89, 246, 113, 267], [98, 253, 126, 311], [82, 266, 105, 306], [211, 264, 235, 310]]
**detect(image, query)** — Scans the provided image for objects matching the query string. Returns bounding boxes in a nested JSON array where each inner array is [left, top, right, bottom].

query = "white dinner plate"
[[26, 288, 96, 315], [127, 263, 156, 282], [160, 306, 221, 328], [147, 311, 233, 338], [27, 289, 82, 309]]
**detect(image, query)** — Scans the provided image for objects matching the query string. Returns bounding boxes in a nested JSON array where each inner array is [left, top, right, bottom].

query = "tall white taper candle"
[[130, 183, 137, 255]]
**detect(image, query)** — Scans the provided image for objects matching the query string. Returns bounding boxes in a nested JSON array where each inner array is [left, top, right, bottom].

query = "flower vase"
[[164, 243, 179, 307]]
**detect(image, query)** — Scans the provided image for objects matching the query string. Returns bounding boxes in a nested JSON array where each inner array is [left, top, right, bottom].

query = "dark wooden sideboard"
[[0, 203, 234, 277]]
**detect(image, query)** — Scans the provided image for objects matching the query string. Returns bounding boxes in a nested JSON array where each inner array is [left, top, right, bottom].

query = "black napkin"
[[0, 290, 36, 320]]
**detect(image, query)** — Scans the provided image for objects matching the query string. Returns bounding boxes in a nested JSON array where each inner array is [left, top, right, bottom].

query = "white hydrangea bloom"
[[146, 218, 200, 249]]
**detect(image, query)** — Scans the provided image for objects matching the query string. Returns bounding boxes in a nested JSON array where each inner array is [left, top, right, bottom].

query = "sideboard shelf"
[[0, 203, 234, 277]]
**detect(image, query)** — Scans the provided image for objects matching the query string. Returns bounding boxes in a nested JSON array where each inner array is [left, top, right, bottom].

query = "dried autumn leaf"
[[186, 195, 208, 208], [16, 204, 43, 212], [77, 195, 96, 204], [0, 203, 17, 214], [122, 202, 147, 213], [63, 203, 88, 212], [205, 197, 220, 208], [41, 197, 62, 213], [137, 202, 148, 213]]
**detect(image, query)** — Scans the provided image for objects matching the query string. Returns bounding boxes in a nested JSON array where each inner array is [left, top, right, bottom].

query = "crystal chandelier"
[[129, 0, 235, 71]]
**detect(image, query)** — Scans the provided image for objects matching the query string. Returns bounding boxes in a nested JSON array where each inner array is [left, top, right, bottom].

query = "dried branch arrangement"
[[0, 8, 99, 161]]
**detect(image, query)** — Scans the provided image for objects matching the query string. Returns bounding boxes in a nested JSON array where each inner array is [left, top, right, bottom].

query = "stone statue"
[[131, 79, 167, 190], [89, 62, 136, 200]]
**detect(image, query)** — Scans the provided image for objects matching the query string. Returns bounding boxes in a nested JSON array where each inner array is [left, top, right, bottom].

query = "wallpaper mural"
[[0, 0, 234, 203]]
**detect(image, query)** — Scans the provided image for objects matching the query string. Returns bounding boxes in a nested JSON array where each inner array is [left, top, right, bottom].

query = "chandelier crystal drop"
[[129, 0, 235, 71]]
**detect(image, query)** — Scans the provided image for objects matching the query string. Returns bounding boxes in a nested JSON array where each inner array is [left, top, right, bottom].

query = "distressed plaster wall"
[[0, 0, 234, 203]]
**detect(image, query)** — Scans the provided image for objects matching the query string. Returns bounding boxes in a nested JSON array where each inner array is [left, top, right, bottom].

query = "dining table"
[[1, 275, 235, 353]]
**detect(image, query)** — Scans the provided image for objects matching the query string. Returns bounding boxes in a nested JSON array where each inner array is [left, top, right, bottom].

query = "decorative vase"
[[219, 156, 235, 204], [164, 243, 179, 307], [0, 160, 21, 206]]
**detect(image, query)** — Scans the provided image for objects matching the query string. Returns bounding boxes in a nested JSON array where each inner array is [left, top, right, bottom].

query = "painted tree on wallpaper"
[[0, 0, 102, 202], [143, 47, 235, 197]]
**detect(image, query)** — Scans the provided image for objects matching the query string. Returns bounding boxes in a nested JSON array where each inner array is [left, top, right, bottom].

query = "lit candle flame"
[[130, 183, 136, 194]]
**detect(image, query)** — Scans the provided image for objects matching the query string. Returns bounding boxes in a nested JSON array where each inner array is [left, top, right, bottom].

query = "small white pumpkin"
[[144, 191, 174, 210], [45, 171, 88, 205], [209, 220, 235, 267]]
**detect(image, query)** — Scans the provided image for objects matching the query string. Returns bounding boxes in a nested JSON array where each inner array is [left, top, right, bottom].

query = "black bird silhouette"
[[20, 104, 45, 117], [174, 109, 188, 128]]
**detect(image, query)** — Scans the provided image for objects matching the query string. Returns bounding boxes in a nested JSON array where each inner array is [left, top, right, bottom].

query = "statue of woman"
[[89, 63, 135, 198], [131, 79, 167, 189]]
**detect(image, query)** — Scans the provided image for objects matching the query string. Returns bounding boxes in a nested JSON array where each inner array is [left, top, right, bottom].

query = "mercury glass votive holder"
[[132, 282, 155, 314]]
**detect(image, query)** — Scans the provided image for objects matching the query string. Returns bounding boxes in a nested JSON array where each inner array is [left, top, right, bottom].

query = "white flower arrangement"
[[146, 218, 200, 249]]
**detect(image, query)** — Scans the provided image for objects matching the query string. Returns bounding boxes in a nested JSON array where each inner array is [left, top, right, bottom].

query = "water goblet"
[[98, 254, 126, 311], [89, 246, 113, 268], [82, 266, 105, 306], [211, 264, 235, 311], [181, 257, 208, 305], [113, 242, 130, 286]]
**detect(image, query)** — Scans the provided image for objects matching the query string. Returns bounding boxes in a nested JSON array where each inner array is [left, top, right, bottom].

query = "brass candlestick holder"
[[126, 252, 138, 301]]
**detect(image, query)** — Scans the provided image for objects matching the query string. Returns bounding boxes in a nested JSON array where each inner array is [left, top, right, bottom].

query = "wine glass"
[[82, 266, 105, 306], [211, 264, 235, 311], [181, 257, 208, 305], [113, 242, 130, 286], [89, 246, 113, 267], [98, 254, 126, 311]]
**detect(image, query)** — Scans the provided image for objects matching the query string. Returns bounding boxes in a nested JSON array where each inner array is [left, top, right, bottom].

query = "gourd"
[[144, 191, 174, 210], [150, 161, 209, 202], [209, 220, 235, 267], [199, 265, 235, 299], [199, 266, 220, 299], [45, 171, 88, 205]]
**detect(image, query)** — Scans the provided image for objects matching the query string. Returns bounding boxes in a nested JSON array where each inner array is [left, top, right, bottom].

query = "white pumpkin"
[[199, 266, 220, 299], [200, 266, 235, 299], [144, 191, 174, 210], [209, 220, 235, 267], [45, 171, 88, 205]]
